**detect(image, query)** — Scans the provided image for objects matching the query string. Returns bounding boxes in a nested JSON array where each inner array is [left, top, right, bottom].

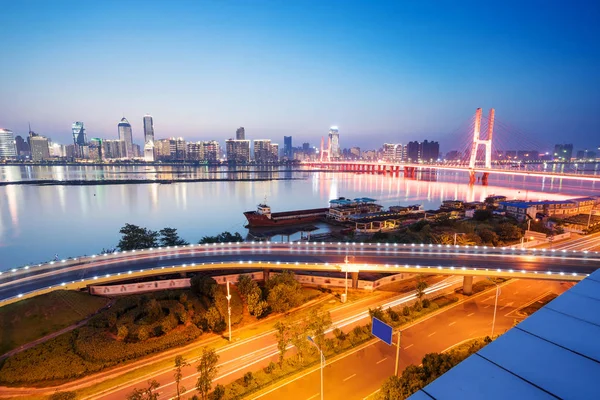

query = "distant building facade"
[[553, 144, 573, 161], [118, 117, 134, 158], [0, 128, 17, 158], [328, 127, 340, 159], [283, 136, 292, 159], [253, 139, 278, 163], [236, 127, 245, 140], [14, 135, 29, 156], [203, 140, 220, 162], [30, 136, 50, 161], [72, 122, 87, 146], [226, 139, 251, 163], [143, 115, 155, 161]]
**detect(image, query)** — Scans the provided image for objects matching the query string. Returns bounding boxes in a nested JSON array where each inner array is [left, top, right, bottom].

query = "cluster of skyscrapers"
[[382, 140, 440, 163], [2, 121, 596, 164]]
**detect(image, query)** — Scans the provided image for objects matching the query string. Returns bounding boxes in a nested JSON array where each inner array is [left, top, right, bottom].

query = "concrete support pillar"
[[263, 268, 270, 282], [463, 276, 473, 295], [351, 272, 359, 289], [481, 172, 489, 185], [469, 171, 476, 185]]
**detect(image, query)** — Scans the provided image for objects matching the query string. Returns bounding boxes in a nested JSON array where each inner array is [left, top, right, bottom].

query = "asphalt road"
[[252, 278, 571, 400], [0, 243, 596, 300], [89, 276, 462, 400]]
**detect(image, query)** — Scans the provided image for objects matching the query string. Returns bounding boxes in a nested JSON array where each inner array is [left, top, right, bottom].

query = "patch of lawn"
[[0, 290, 109, 355]]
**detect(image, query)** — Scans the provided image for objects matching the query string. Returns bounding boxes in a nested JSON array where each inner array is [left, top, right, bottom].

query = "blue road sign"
[[371, 317, 393, 345]]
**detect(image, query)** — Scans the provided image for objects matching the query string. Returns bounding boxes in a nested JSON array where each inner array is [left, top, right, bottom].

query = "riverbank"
[[0, 177, 304, 186]]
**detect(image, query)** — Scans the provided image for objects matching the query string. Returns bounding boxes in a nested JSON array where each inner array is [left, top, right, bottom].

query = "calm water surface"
[[1, 165, 599, 270]]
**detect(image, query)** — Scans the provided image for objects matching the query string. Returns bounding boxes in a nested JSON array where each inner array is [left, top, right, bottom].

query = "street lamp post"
[[307, 336, 324, 400], [488, 278, 500, 337], [226, 281, 232, 342], [344, 255, 349, 302]]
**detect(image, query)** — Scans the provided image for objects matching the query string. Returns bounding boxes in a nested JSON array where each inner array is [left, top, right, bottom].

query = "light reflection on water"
[[0, 165, 598, 270]]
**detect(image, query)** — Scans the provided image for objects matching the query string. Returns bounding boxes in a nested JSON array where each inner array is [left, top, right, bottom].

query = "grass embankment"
[[217, 294, 459, 399], [0, 290, 109, 355], [464, 277, 507, 296], [0, 287, 243, 387]]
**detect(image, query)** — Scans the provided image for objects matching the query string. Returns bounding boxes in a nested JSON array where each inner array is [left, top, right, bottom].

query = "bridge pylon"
[[468, 108, 494, 169]]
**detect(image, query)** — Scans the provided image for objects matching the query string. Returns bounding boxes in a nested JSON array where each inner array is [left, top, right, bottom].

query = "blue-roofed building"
[[409, 268, 600, 400]]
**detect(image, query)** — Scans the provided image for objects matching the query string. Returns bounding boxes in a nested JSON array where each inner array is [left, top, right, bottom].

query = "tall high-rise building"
[[420, 140, 439, 162], [186, 142, 205, 161], [118, 117, 133, 158], [103, 139, 126, 159], [0, 129, 17, 158], [14, 135, 29, 156], [226, 139, 251, 163], [143, 115, 155, 143], [283, 136, 292, 159], [328, 127, 340, 159], [143, 115, 155, 161], [406, 141, 420, 162], [203, 141, 220, 162], [236, 127, 245, 140], [254, 139, 273, 163], [271, 143, 279, 162], [72, 122, 87, 146], [553, 144, 573, 161], [30, 136, 50, 161]]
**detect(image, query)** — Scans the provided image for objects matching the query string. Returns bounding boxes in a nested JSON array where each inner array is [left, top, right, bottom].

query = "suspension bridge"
[[304, 108, 600, 184]]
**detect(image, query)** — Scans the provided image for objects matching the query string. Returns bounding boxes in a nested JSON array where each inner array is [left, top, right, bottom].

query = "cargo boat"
[[244, 203, 329, 227]]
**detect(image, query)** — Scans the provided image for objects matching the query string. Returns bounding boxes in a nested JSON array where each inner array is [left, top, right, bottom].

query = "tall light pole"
[[307, 336, 324, 400], [488, 277, 500, 337], [226, 281, 232, 342]]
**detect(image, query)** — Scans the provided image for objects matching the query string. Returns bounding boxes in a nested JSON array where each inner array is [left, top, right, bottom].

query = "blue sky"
[[1, 0, 599, 152]]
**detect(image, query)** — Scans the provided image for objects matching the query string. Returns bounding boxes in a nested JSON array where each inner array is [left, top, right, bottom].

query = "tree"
[[274, 320, 291, 366], [415, 275, 428, 305], [210, 384, 225, 400], [237, 274, 254, 301], [190, 275, 218, 300], [267, 283, 303, 313], [137, 327, 149, 342], [205, 307, 225, 332], [118, 223, 159, 251], [160, 227, 189, 247], [477, 228, 499, 246], [198, 231, 243, 244], [473, 209, 492, 221], [333, 328, 347, 347], [174, 355, 189, 400], [127, 380, 160, 400], [247, 285, 268, 317], [496, 222, 522, 243], [196, 347, 220, 400], [117, 325, 129, 340], [307, 308, 332, 349]]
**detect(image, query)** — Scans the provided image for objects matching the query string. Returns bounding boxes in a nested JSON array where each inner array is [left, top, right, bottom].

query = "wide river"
[[1, 164, 599, 270]]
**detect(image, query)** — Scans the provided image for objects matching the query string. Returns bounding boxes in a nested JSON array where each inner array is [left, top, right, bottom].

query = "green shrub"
[[402, 306, 410, 316], [422, 299, 431, 309]]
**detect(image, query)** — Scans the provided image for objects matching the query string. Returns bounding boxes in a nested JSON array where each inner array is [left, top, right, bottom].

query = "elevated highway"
[[0, 242, 597, 305]]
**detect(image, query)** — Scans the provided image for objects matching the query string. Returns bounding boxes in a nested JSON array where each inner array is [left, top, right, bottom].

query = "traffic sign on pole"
[[371, 317, 393, 345]]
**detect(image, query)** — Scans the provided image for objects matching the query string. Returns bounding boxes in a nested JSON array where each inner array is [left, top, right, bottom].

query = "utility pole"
[[226, 281, 232, 342]]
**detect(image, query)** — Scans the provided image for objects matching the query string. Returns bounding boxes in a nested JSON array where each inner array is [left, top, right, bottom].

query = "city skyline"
[[1, 1, 599, 150]]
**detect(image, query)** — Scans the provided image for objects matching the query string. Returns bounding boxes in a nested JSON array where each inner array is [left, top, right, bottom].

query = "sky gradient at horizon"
[[1, 0, 599, 152]]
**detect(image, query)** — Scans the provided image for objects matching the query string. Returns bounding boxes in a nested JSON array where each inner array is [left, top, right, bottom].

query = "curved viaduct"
[[1, 242, 597, 304]]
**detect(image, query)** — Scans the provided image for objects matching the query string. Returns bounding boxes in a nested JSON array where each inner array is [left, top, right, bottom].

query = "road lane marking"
[[483, 305, 491, 309], [376, 357, 388, 364], [343, 373, 356, 382], [483, 296, 494, 302], [467, 312, 474, 317], [427, 331, 437, 337], [499, 301, 514, 311], [526, 285, 531, 289], [404, 344, 414, 350], [307, 394, 320, 400], [448, 321, 456, 326]]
